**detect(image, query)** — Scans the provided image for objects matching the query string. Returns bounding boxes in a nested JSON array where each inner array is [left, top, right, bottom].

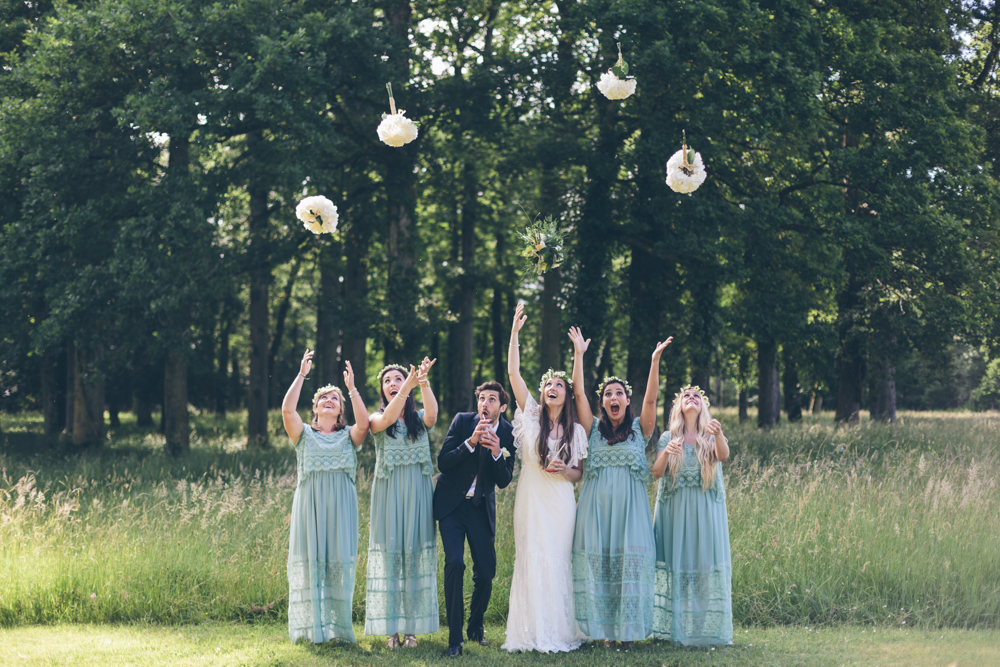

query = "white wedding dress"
[[502, 395, 589, 653]]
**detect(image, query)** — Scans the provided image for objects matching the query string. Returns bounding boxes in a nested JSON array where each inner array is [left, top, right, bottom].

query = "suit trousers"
[[438, 497, 496, 647]]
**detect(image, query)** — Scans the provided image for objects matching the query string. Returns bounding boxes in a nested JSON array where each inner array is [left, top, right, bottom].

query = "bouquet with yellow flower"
[[666, 131, 707, 194], [596, 43, 636, 100], [518, 215, 565, 276], [295, 195, 338, 235]]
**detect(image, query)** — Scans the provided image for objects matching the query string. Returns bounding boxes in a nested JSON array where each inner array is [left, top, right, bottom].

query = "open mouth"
[[609, 404, 621, 416], [547, 392, 558, 400], [389, 389, 399, 398]]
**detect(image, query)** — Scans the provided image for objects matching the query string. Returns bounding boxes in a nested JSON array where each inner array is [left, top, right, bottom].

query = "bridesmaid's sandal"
[[621, 641, 634, 649], [386, 634, 401, 648], [603, 640, 614, 648], [403, 634, 418, 648]]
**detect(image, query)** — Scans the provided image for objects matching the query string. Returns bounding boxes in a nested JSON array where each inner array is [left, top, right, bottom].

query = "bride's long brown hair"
[[537, 378, 578, 467]]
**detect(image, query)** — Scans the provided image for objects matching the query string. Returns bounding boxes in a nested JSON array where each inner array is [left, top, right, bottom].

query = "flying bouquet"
[[596, 43, 636, 100], [377, 82, 419, 147], [665, 131, 707, 194], [296, 195, 338, 235], [518, 215, 565, 276]]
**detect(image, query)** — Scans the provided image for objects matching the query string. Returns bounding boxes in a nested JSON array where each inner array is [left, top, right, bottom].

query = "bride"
[[502, 302, 588, 653]]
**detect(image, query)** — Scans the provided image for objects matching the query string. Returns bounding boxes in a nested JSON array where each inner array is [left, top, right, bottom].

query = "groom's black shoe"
[[444, 644, 463, 657], [468, 629, 488, 647]]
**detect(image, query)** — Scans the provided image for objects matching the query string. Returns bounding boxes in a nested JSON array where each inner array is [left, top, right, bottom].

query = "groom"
[[433, 381, 517, 657]]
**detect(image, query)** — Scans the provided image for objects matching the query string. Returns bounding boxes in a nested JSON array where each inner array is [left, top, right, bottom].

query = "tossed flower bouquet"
[[666, 132, 707, 194], [596, 43, 636, 100], [295, 195, 338, 235], [377, 82, 419, 147], [518, 215, 565, 276]]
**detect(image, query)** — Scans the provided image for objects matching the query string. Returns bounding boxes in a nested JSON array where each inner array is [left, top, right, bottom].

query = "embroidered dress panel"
[[652, 438, 733, 646], [572, 417, 655, 641], [287, 425, 359, 643], [365, 409, 439, 636], [372, 409, 434, 479]]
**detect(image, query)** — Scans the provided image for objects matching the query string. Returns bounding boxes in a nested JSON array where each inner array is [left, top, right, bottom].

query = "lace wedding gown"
[[502, 395, 589, 653]]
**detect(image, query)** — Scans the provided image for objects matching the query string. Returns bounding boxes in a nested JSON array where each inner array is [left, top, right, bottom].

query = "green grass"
[[3, 622, 999, 666], [1, 408, 999, 631]]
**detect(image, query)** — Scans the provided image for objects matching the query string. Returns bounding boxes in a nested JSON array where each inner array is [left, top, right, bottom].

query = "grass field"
[[1, 407, 998, 660]]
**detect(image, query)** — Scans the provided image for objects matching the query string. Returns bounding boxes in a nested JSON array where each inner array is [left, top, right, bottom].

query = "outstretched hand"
[[511, 302, 527, 334], [299, 349, 313, 377], [706, 419, 724, 439], [343, 360, 356, 393], [651, 337, 673, 359], [568, 326, 591, 355], [664, 440, 682, 457], [400, 365, 420, 393], [418, 356, 437, 379]]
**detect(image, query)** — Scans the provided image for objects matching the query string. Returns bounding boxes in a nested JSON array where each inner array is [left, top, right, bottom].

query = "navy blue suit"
[[433, 412, 516, 646]]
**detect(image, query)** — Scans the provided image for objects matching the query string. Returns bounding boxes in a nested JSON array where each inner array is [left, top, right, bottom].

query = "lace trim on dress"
[[297, 426, 358, 485], [512, 395, 587, 467], [364, 544, 439, 635], [372, 410, 434, 479], [585, 420, 651, 484], [288, 558, 356, 642], [656, 456, 725, 503], [652, 562, 732, 644]]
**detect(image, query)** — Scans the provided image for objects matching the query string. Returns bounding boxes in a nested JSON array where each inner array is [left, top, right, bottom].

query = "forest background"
[[4, 0, 1000, 452]]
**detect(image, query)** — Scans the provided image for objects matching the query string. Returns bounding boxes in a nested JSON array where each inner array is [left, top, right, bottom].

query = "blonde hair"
[[665, 389, 717, 491], [311, 387, 347, 432]]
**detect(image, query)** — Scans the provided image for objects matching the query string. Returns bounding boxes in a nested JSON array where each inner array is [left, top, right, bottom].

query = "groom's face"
[[477, 390, 506, 425]]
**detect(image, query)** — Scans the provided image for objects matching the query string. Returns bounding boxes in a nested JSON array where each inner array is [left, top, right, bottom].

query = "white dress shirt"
[[465, 419, 502, 498]]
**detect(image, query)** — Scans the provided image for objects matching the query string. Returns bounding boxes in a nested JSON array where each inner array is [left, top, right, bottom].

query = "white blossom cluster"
[[377, 113, 419, 147], [295, 195, 338, 235], [665, 149, 707, 194], [596, 71, 636, 100]]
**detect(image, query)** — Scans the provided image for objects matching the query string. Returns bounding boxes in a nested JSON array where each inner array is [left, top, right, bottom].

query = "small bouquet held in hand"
[[596, 43, 636, 100], [296, 195, 338, 235], [377, 82, 419, 147], [518, 215, 565, 276], [665, 131, 707, 194]]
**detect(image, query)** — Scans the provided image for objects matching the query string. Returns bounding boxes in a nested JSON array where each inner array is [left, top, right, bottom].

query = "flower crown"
[[597, 375, 632, 398], [377, 363, 409, 384], [313, 384, 343, 404], [674, 384, 710, 407], [538, 369, 572, 394]]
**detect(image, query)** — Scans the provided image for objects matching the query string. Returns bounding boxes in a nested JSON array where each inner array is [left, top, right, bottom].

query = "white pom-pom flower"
[[596, 70, 636, 100], [377, 113, 418, 147], [296, 195, 338, 235], [665, 149, 707, 194]]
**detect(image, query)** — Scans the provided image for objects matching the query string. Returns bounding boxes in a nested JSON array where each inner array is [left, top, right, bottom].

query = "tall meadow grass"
[[1, 408, 997, 629]]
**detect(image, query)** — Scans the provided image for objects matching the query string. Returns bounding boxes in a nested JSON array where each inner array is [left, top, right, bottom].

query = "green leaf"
[[612, 60, 629, 78]]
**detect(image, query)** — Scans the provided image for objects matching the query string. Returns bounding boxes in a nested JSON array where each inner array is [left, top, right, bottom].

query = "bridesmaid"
[[282, 350, 369, 644], [364, 358, 440, 648], [651, 386, 732, 646], [568, 327, 671, 646]]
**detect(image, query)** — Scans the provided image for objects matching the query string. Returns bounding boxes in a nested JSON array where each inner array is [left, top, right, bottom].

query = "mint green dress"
[[364, 409, 439, 636], [287, 424, 361, 643], [652, 436, 732, 646], [572, 417, 655, 641]]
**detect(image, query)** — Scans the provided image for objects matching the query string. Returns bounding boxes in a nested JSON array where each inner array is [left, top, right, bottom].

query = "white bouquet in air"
[[377, 82, 419, 147], [296, 195, 338, 235], [666, 132, 707, 194], [596, 43, 636, 100]]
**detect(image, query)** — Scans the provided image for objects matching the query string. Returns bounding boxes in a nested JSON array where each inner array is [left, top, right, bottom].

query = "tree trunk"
[[65, 341, 75, 433], [164, 348, 189, 455], [71, 346, 104, 447], [757, 339, 779, 428], [269, 258, 302, 394], [626, 248, 671, 417], [714, 375, 723, 409], [316, 248, 341, 389], [447, 160, 477, 414], [737, 349, 749, 423], [874, 356, 896, 422], [490, 251, 506, 386], [247, 133, 270, 448], [41, 349, 63, 436], [783, 357, 802, 422], [216, 310, 231, 417], [341, 216, 371, 413], [539, 267, 562, 372]]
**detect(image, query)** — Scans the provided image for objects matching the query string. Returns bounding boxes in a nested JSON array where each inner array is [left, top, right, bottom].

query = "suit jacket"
[[433, 411, 516, 534]]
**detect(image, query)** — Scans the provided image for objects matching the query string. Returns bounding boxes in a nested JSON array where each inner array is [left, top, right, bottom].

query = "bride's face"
[[542, 379, 567, 409]]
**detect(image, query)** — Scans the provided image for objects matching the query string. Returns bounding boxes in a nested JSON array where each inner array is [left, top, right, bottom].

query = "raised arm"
[[568, 326, 594, 433], [281, 350, 312, 444], [706, 419, 730, 463], [641, 337, 673, 439], [417, 356, 438, 428], [507, 302, 530, 411], [344, 361, 370, 446], [368, 365, 419, 433]]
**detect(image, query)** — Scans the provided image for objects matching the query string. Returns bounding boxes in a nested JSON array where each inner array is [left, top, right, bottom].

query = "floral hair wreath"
[[377, 363, 409, 384], [674, 384, 710, 407], [597, 375, 632, 398], [313, 384, 344, 404], [538, 369, 572, 394]]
